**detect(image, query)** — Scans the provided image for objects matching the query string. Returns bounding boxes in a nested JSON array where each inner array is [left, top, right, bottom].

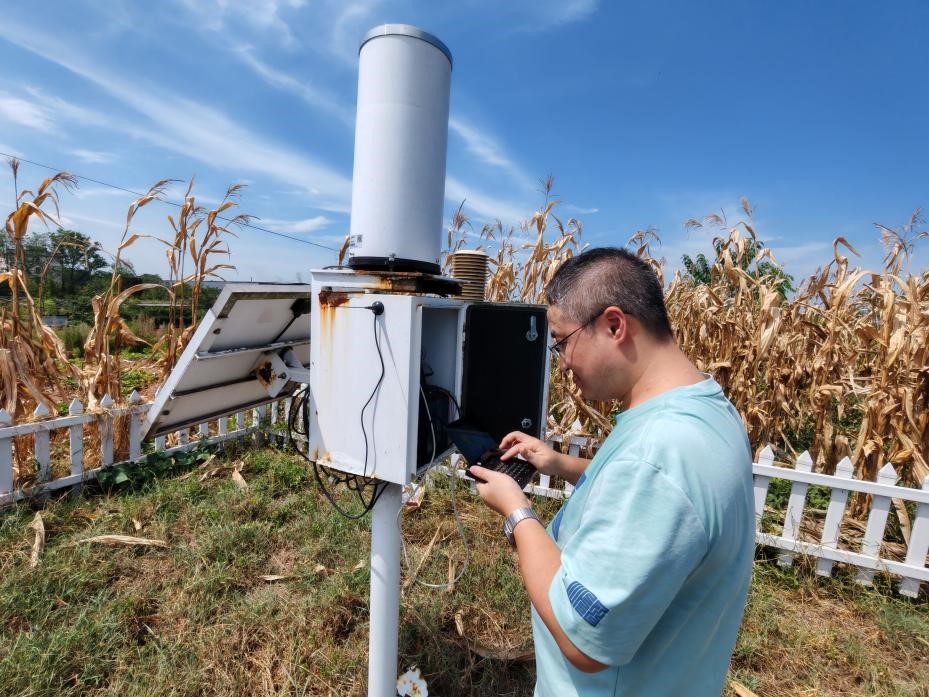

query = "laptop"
[[445, 418, 536, 488]]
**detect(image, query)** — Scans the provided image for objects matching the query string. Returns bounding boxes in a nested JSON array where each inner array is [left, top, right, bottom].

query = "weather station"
[[143, 24, 550, 697]]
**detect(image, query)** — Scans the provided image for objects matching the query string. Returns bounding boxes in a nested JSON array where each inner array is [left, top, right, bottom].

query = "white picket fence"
[[449, 437, 929, 598], [0, 390, 292, 506], [2, 400, 927, 597]]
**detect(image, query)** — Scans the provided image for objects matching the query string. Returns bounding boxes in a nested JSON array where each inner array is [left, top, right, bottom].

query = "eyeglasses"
[[548, 310, 604, 357]]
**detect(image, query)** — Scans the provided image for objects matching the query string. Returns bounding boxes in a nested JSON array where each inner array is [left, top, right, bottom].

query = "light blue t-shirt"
[[532, 377, 754, 696]]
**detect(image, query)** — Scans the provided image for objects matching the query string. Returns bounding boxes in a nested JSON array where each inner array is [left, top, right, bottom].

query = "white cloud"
[[0, 143, 23, 158], [329, 2, 382, 64], [176, 0, 302, 48], [24, 86, 112, 129], [71, 186, 134, 200], [561, 204, 599, 215], [258, 215, 333, 234], [234, 46, 354, 125], [448, 116, 536, 192], [69, 148, 114, 164], [0, 93, 55, 132], [514, 0, 599, 32], [59, 212, 124, 231], [0, 22, 353, 211], [445, 175, 532, 226]]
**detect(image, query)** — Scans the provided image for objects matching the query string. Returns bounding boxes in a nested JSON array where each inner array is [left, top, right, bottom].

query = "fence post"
[[777, 450, 813, 567], [99, 394, 115, 466], [563, 436, 585, 496], [856, 462, 897, 585], [753, 445, 775, 532], [199, 420, 210, 439], [252, 407, 265, 445], [68, 399, 85, 496], [218, 414, 228, 437], [815, 456, 854, 577], [128, 391, 142, 461], [33, 403, 51, 483], [0, 409, 12, 495], [898, 474, 929, 597], [283, 396, 292, 446]]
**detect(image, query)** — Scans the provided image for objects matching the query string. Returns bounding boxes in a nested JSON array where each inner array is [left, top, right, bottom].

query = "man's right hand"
[[499, 431, 592, 484], [498, 432, 562, 477]]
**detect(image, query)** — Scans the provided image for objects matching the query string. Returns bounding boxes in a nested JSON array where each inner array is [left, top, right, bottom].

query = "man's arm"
[[470, 465, 608, 673], [513, 517, 608, 673]]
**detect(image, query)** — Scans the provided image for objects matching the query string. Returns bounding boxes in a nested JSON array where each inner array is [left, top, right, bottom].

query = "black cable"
[[288, 383, 385, 519], [0, 150, 340, 252], [286, 303, 389, 519], [360, 309, 386, 480], [270, 297, 312, 344]]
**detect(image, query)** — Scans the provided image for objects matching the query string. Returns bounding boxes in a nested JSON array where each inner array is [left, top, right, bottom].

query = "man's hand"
[[498, 431, 561, 475], [499, 431, 591, 485], [470, 465, 531, 518]]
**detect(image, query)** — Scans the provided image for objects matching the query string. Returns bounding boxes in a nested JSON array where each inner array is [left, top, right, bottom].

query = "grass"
[[1, 448, 926, 696]]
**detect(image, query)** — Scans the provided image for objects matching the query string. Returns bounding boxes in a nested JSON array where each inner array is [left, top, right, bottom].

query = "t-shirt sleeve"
[[548, 459, 708, 666]]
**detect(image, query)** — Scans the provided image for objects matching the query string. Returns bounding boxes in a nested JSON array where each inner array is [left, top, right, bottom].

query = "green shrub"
[[56, 322, 91, 357]]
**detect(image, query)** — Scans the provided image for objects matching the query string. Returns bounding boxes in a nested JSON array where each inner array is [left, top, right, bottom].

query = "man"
[[471, 247, 754, 696]]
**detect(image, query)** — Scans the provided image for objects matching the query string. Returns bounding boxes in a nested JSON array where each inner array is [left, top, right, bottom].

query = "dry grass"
[[0, 448, 925, 696]]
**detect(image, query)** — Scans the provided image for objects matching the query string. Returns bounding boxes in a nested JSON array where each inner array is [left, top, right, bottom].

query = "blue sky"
[[1, 0, 926, 284]]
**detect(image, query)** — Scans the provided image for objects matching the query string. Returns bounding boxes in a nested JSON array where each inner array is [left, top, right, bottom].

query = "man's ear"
[[603, 306, 628, 342]]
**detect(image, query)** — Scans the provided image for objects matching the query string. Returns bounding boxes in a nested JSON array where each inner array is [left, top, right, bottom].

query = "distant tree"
[[681, 251, 712, 285], [682, 237, 795, 299], [47, 228, 108, 295]]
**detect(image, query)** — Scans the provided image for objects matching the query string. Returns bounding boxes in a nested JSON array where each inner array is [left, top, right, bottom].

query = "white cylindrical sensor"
[[347, 24, 452, 275]]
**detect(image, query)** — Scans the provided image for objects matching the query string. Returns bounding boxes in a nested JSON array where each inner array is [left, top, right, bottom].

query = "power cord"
[[288, 300, 388, 519]]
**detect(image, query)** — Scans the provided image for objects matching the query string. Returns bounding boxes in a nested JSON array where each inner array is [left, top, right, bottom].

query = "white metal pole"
[[368, 482, 403, 697]]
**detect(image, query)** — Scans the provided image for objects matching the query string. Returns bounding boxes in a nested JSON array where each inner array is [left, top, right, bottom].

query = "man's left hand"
[[470, 466, 531, 518]]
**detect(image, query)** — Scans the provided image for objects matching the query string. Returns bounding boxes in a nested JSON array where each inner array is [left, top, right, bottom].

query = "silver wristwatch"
[[503, 507, 541, 548]]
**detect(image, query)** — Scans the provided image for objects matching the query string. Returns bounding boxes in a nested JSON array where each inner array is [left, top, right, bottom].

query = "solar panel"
[[141, 282, 311, 439]]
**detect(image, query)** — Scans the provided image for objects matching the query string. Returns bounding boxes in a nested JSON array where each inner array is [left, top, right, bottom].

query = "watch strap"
[[503, 507, 541, 547]]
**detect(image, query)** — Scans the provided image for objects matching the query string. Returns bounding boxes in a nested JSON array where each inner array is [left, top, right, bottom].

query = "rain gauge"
[[143, 25, 550, 697]]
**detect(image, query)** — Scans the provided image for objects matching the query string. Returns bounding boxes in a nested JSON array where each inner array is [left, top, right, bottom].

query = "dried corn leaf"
[[80, 535, 168, 548]]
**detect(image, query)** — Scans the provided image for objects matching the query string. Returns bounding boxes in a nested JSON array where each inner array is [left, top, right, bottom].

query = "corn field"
[[450, 190, 928, 492], [2, 160, 245, 482], [3, 161, 927, 493]]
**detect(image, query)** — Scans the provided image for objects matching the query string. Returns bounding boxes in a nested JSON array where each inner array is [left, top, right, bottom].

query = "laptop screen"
[[445, 420, 499, 465]]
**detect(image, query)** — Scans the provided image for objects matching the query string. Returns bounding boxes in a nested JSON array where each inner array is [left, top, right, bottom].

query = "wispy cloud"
[[176, 0, 303, 49], [445, 175, 532, 226], [448, 116, 536, 192], [328, 2, 383, 64], [0, 21, 353, 211], [258, 215, 333, 234], [0, 93, 55, 133], [71, 186, 134, 200], [234, 46, 354, 125], [60, 212, 124, 231], [24, 86, 113, 129], [514, 0, 599, 32], [69, 148, 114, 164], [560, 203, 599, 215]]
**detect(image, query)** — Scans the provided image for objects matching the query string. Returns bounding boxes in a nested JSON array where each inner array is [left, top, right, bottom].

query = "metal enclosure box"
[[307, 269, 549, 485]]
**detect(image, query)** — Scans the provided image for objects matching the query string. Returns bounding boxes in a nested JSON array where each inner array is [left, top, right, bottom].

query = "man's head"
[[545, 247, 672, 339], [544, 247, 673, 400]]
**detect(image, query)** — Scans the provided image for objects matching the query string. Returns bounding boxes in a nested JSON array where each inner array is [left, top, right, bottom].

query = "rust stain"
[[318, 290, 350, 307]]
